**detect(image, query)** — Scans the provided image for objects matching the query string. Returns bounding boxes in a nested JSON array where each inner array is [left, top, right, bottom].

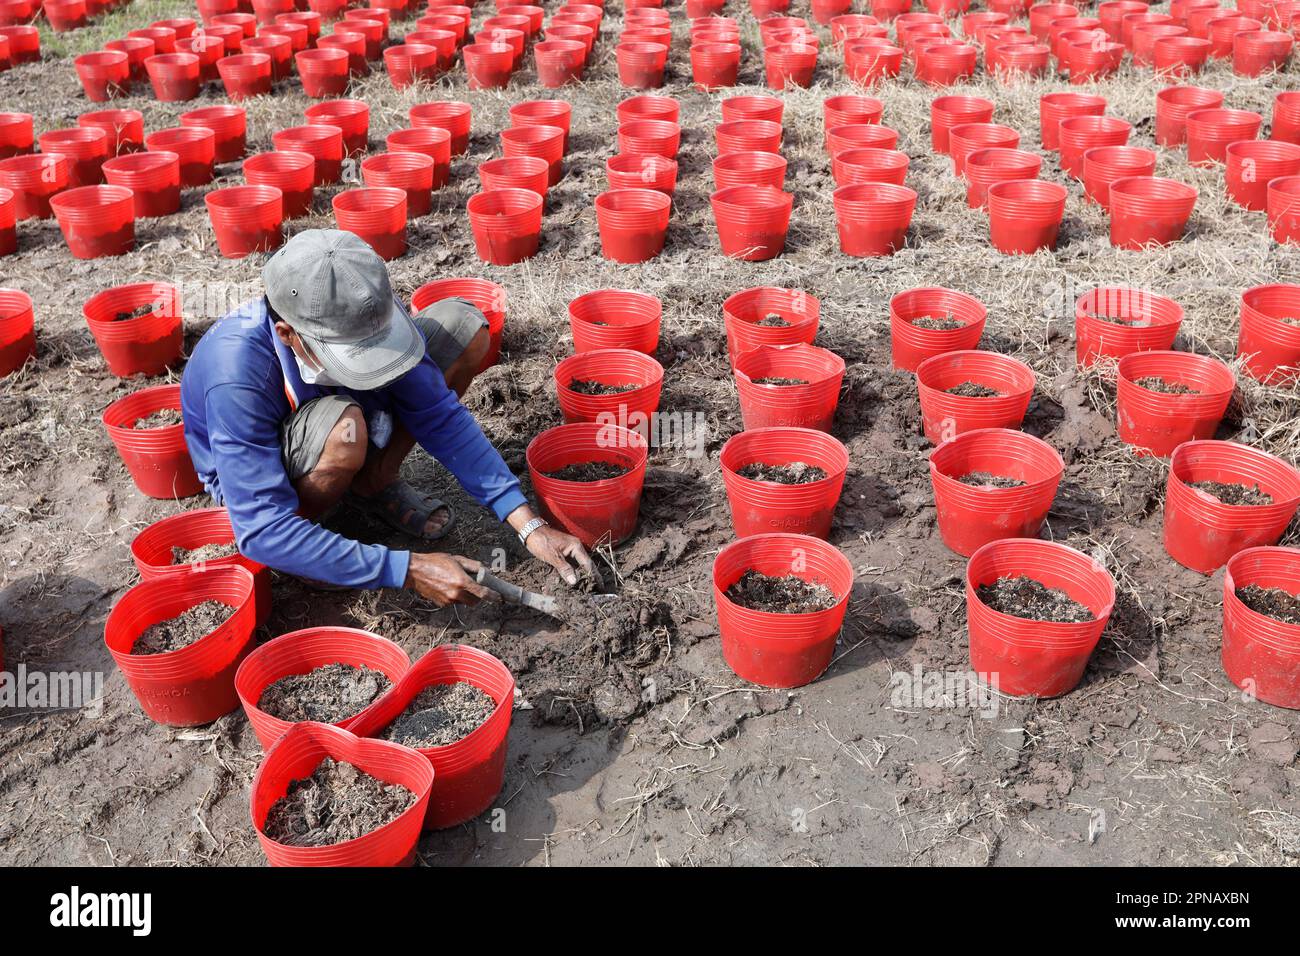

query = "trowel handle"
[[475, 567, 559, 615]]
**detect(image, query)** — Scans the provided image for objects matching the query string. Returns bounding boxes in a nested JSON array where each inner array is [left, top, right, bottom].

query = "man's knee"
[[318, 406, 368, 475], [445, 325, 491, 393]]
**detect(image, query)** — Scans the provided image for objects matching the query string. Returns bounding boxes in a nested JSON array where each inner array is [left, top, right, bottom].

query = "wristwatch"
[[517, 516, 548, 545]]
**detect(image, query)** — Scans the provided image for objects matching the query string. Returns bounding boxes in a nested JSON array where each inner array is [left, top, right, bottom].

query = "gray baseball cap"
[[263, 230, 423, 391]]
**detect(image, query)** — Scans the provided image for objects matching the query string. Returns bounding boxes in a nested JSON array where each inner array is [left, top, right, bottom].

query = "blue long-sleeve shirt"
[[179, 299, 527, 589]]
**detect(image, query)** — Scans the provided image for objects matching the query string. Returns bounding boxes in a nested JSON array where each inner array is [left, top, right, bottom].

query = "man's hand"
[[525, 524, 595, 587], [405, 552, 493, 606]]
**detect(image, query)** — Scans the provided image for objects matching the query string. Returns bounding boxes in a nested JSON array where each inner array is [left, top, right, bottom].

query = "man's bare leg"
[[293, 406, 368, 519]]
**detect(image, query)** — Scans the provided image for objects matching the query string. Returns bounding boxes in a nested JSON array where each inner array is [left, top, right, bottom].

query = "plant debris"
[[945, 380, 1001, 397], [543, 461, 630, 482], [1134, 376, 1199, 395], [1235, 584, 1300, 624], [724, 569, 839, 613], [751, 375, 809, 385], [956, 471, 1026, 488], [736, 461, 828, 483], [568, 378, 639, 395], [131, 600, 232, 655], [1189, 481, 1274, 506], [380, 681, 497, 748], [262, 758, 417, 848], [171, 542, 240, 564], [911, 314, 963, 330], [258, 663, 392, 724], [977, 575, 1095, 623]]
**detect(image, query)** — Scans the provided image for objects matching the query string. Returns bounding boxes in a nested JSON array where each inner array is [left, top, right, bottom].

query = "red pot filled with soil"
[[1115, 350, 1235, 457], [102, 383, 202, 498], [1038, 91, 1106, 151], [467, 188, 543, 265], [1081, 145, 1157, 210], [915, 349, 1035, 443], [720, 427, 849, 538], [272, 124, 344, 186], [1222, 547, 1300, 708], [1108, 176, 1197, 249], [131, 506, 271, 625], [931, 94, 995, 153], [0, 287, 35, 377], [244, 150, 315, 219], [50, 185, 134, 259], [526, 422, 649, 548], [333, 186, 407, 260], [305, 99, 370, 157], [965, 538, 1114, 697], [710, 185, 794, 261], [1225, 139, 1300, 211], [723, 286, 819, 364], [890, 286, 987, 371], [349, 645, 515, 829], [250, 721, 433, 866], [930, 427, 1064, 556], [1075, 285, 1183, 366], [207, 184, 284, 258], [831, 182, 917, 257], [569, 289, 661, 354], [1237, 283, 1300, 383], [554, 348, 664, 425], [105, 565, 258, 726], [235, 626, 412, 748], [732, 343, 845, 432], [83, 281, 183, 377], [608, 152, 678, 195], [986, 179, 1067, 254], [1185, 108, 1263, 166], [144, 126, 215, 188], [180, 105, 247, 164], [1164, 440, 1300, 573], [595, 188, 671, 263], [145, 52, 201, 101], [363, 152, 435, 217], [386, 127, 451, 189], [712, 532, 854, 688]]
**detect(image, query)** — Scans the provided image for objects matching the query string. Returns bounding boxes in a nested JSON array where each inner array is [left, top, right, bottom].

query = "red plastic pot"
[[1133, 23, 1188, 65], [1234, 29, 1293, 75], [45, 0, 88, 31], [831, 147, 910, 189], [1272, 91, 1300, 145], [1164, 440, 1300, 573], [1039, 91, 1106, 151], [1064, 38, 1124, 81], [207, 184, 284, 258], [0, 154, 68, 220], [1185, 108, 1262, 166], [710, 185, 794, 261], [720, 95, 784, 125], [386, 127, 450, 189], [293, 47, 348, 95], [39, 127, 108, 188], [144, 126, 214, 188], [105, 565, 257, 726], [526, 422, 648, 548], [102, 151, 180, 218], [963, 147, 1041, 208], [0, 188, 11, 257], [102, 383, 202, 497], [831, 182, 917, 257], [75, 51, 130, 103], [616, 40, 668, 88], [713, 533, 853, 688], [826, 123, 901, 159], [235, 626, 411, 748], [251, 721, 433, 867], [724, 286, 820, 364], [714, 119, 780, 157], [332, 18, 383, 60], [844, 38, 905, 84], [1204, 13, 1261, 57], [1058, 115, 1131, 179], [80, 109, 143, 159], [244, 150, 315, 218], [966, 539, 1114, 697], [50, 185, 134, 259], [145, 52, 201, 101], [1155, 85, 1223, 147], [569, 289, 661, 354], [359, 153, 432, 218], [305, 99, 369, 158], [712, 151, 787, 191], [478, 27, 525, 70], [607, 152, 678, 195], [181, 106, 247, 165], [692, 40, 741, 89], [511, 100, 572, 152], [463, 41, 514, 89], [813, 0, 854, 23], [554, 348, 664, 425], [733, 344, 846, 432], [383, 42, 438, 88], [501, 124, 564, 185], [916, 40, 978, 85], [993, 40, 1052, 78], [832, 13, 885, 43], [544, 23, 594, 59], [535, 39, 587, 87], [83, 281, 182, 377], [1108, 176, 1197, 248], [720, 428, 848, 539], [986, 179, 1066, 254], [824, 94, 885, 142], [1154, 35, 1212, 77], [217, 51, 273, 99], [272, 124, 343, 185], [333, 187, 406, 260], [318, 32, 368, 76], [890, 286, 986, 371], [243, 33, 292, 81], [1222, 547, 1300, 708], [1238, 283, 1300, 383], [132, 507, 271, 626], [409, 100, 470, 156], [595, 188, 670, 264], [915, 349, 1035, 443], [931, 94, 994, 153], [0, 288, 35, 377], [204, 23, 246, 56], [929, 427, 1063, 556], [765, 41, 818, 89], [176, 34, 226, 82], [479, 155, 549, 201], [209, 13, 256, 39], [0, 112, 33, 160], [252, 0, 294, 23], [466, 188, 542, 265], [1082, 145, 1157, 209], [1074, 286, 1182, 366], [949, 123, 1021, 177], [1100, 0, 1147, 40], [0, 25, 38, 65], [196, 0, 239, 23], [1268, 176, 1300, 244], [275, 11, 320, 39], [1115, 350, 1234, 457], [1224, 139, 1300, 211]]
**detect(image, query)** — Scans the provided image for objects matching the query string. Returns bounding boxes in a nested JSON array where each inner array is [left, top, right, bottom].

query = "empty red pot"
[[1039, 91, 1106, 151], [1234, 28, 1293, 75], [931, 94, 994, 152], [617, 119, 681, 160], [917, 40, 978, 85], [966, 538, 1114, 697], [720, 427, 849, 539], [527, 422, 648, 548], [832, 182, 917, 257], [50, 185, 134, 259], [986, 179, 1066, 254], [1132, 23, 1188, 65], [714, 119, 781, 156], [1058, 115, 1131, 179], [733, 344, 846, 432], [824, 94, 885, 142], [511, 101, 572, 151], [616, 40, 668, 88], [176, 34, 225, 81], [712, 150, 786, 190], [1116, 350, 1235, 457], [1272, 91, 1300, 145], [181, 105, 247, 164], [409, 100, 470, 156], [1268, 176, 1300, 244], [1154, 35, 1213, 79], [318, 32, 368, 76], [724, 286, 820, 364], [569, 289, 661, 355], [305, 99, 369, 157], [501, 124, 564, 185], [1155, 85, 1223, 147], [333, 187, 406, 260], [827, 124, 901, 159], [464, 41, 515, 88], [358, 153, 432, 218], [386, 127, 450, 189], [1185, 108, 1263, 165], [103, 151, 180, 218], [102, 383, 202, 497], [235, 626, 411, 748], [1082, 145, 1157, 209], [1165, 440, 1300, 573], [949, 123, 1021, 177], [891, 286, 987, 371], [963, 147, 1041, 208], [595, 188, 671, 264], [1238, 283, 1300, 383], [1222, 547, 1300, 708], [217, 51, 273, 99], [1075, 286, 1182, 365], [916, 349, 1035, 443], [844, 38, 905, 84], [78, 109, 143, 156], [145, 52, 201, 100], [832, 147, 910, 188], [0, 154, 68, 220], [710, 185, 794, 261], [692, 40, 741, 89], [272, 124, 343, 185], [75, 51, 131, 103], [244, 150, 315, 218], [251, 721, 432, 867], [0, 112, 33, 160], [83, 281, 182, 376], [478, 156, 548, 202], [0, 24, 38, 65], [384, 42, 438, 88], [39, 127, 108, 188], [207, 184, 284, 258], [1224, 139, 1300, 210], [608, 152, 678, 195], [535, 39, 587, 86], [242, 34, 292, 81], [554, 348, 664, 425], [765, 41, 819, 88], [721, 95, 784, 125], [144, 126, 214, 187], [467, 188, 542, 265], [1108, 176, 1197, 248], [0, 288, 35, 377], [105, 565, 256, 726], [713, 533, 854, 688], [296, 47, 351, 96]]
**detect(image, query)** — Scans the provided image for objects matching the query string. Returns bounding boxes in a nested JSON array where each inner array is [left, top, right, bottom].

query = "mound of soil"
[[911, 314, 963, 331], [757, 313, 790, 327], [977, 576, 1094, 623], [131, 600, 232, 656], [751, 376, 809, 386], [381, 682, 497, 748], [1134, 376, 1199, 395], [736, 461, 828, 484], [1189, 481, 1273, 506], [258, 663, 392, 724], [945, 381, 1001, 397], [724, 569, 838, 613], [957, 471, 1026, 488], [543, 461, 630, 482], [1235, 584, 1300, 624], [132, 408, 183, 430], [114, 304, 158, 322], [262, 758, 417, 848], [171, 542, 240, 564], [568, 378, 638, 396]]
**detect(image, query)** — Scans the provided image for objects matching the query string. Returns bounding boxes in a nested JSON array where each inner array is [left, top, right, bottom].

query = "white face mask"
[[293, 351, 342, 388]]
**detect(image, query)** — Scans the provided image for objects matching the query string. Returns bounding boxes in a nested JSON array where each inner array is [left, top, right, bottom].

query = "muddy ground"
[[1, 0, 1299, 866]]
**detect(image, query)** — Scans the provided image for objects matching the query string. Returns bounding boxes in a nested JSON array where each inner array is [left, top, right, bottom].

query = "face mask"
[[293, 352, 342, 388]]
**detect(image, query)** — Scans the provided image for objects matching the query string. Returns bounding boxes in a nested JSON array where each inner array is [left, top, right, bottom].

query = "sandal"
[[347, 481, 456, 542]]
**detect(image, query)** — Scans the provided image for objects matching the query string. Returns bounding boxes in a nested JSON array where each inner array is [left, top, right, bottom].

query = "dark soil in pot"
[[751, 376, 809, 385], [736, 461, 828, 483], [1134, 376, 1199, 394], [262, 758, 417, 848], [114, 304, 159, 322], [757, 313, 791, 327], [945, 380, 1001, 397], [380, 681, 497, 748], [911, 314, 962, 330], [131, 408, 183, 429], [131, 599, 232, 655], [258, 663, 392, 724], [724, 569, 838, 613], [1189, 480, 1274, 506], [1235, 584, 1300, 624], [977, 575, 1095, 623], [568, 378, 639, 396], [543, 461, 630, 482], [956, 471, 1026, 488]]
